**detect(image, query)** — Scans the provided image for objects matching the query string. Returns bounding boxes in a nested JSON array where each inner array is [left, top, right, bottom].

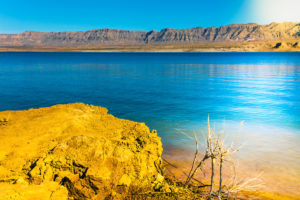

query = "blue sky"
[[0, 0, 299, 33]]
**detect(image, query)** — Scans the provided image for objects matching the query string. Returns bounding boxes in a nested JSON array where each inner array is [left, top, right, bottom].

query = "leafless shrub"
[[182, 116, 262, 199]]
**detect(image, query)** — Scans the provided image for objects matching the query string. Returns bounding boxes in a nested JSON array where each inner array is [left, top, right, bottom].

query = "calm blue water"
[[0, 52, 300, 149]]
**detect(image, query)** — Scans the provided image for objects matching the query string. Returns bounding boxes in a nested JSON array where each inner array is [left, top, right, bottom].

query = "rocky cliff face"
[[0, 103, 163, 199], [0, 29, 148, 46], [0, 22, 299, 47], [145, 22, 300, 43]]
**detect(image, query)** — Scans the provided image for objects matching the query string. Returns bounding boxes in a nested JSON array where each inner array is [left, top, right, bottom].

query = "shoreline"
[[1, 48, 299, 53], [0, 103, 299, 199], [162, 145, 300, 200], [1, 40, 299, 53], [1, 49, 300, 53]]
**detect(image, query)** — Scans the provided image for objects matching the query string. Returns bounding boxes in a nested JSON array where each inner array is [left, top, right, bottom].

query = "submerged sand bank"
[[163, 145, 300, 200]]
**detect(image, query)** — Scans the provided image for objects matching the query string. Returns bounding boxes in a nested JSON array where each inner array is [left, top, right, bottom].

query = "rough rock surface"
[[0, 22, 299, 47], [0, 103, 163, 199]]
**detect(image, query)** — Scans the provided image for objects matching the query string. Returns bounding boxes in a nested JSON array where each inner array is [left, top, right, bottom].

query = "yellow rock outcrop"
[[0, 103, 163, 199]]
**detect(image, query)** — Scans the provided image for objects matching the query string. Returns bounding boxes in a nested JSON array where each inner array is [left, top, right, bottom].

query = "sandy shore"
[[1, 40, 299, 52], [162, 145, 300, 200]]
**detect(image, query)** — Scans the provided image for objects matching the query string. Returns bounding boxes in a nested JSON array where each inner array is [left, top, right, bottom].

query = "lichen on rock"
[[0, 103, 163, 199]]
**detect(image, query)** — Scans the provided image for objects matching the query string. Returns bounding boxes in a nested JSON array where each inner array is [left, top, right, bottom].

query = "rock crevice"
[[0, 103, 163, 199]]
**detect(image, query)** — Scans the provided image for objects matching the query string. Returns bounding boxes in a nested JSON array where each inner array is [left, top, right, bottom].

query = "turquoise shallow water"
[[1, 52, 300, 194], [0, 52, 300, 148]]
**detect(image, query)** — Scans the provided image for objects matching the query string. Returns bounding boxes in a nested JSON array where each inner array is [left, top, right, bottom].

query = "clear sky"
[[0, 0, 299, 33]]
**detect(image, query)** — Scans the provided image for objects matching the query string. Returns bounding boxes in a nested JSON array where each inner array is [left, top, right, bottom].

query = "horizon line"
[[1, 21, 299, 35]]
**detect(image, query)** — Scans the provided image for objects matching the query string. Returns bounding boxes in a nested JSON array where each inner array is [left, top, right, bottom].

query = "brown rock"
[[0, 103, 163, 199], [0, 22, 299, 47]]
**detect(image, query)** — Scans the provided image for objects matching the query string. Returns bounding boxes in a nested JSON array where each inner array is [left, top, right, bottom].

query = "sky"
[[0, 0, 299, 33]]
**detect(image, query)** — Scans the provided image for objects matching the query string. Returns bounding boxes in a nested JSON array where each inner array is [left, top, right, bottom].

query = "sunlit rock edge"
[[0, 103, 163, 199]]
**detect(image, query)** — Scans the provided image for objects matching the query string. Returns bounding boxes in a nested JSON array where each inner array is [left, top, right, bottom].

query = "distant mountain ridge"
[[0, 22, 299, 47]]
